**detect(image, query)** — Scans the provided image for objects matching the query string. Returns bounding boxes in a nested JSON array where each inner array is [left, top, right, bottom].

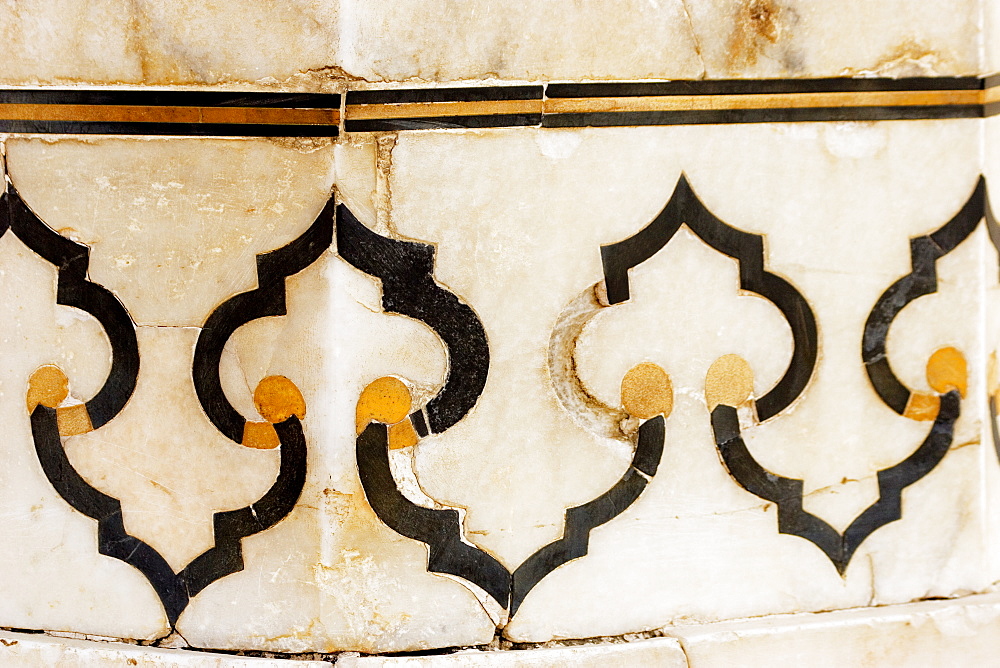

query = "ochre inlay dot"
[[705, 354, 754, 411], [27, 364, 69, 413], [621, 363, 673, 419], [254, 375, 306, 424], [926, 346, 967, 397], [356, 376, 413, 434]]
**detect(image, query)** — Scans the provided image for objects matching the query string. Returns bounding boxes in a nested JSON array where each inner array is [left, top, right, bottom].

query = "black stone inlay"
[[348, 86, 543, 106], [356, 415, 665, 615], [193, 197, 334, 443], [3, 185, 138, 428], [356, 422, 511, 606], [0, 90, 341, 108], [410, 409, 429, 438], [600, 174, 817, 421], [31, 404, 306, 626], [345, 114, 542, 133], [541, 106, 983, 129], [0, 122, 339, 137], [546, 77, 984, 98], [510, 416, 664, 615], [863, 178, 986, 414], [336, 205, 489, 434], [712, 391, 960, 573], [7, 175, 310, 627]]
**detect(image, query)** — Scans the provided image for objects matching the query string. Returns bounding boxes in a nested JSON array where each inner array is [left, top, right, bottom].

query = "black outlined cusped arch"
[[600, 173, 817, 421], [3, 182, 138, 428], [863, 178, 987, 414], [336, 205, 489, 434], [712, 391, 959, 573], [193, 196, 335, 443], [355, 406, 665, 615], [710, 177, 986, 574], [11, 178, 320, 627], [30, 404, 306, 626], [341, 205, 667, 616]]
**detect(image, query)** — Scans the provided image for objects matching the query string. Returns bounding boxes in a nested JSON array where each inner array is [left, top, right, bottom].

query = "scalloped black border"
[[712, 392, 959, 573], [863, 178, 987, 414], [4, 185, 138, 428], [707, 177, 987, 573], [9, 181, 315, 627], [600, 174, 817, 421], [30, 405, 306, 626], [193, 197, 334, 443], [342, 206, 666, 615], [336, 205, 489, 434], [355, 412, 665, 614], [509, 416, 664, 615]]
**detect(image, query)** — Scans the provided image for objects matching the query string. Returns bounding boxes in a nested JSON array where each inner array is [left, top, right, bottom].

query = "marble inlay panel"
[[0, 109, 995, 655]]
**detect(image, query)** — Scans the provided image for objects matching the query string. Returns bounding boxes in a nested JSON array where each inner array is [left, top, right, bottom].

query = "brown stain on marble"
[[846, 39, 956, 78], [26, 364, 69, 413], [621, 363, 673, 419], [705, 354, 754, 411], [727, 0, 781, 70]]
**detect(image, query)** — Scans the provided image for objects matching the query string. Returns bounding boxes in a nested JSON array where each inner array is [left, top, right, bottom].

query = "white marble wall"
[[0, 0, 997, 666]]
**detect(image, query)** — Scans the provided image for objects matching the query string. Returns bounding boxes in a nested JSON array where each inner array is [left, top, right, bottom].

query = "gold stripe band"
[[544, 89, 983, 114], [346, 89, 984, 122], [0, 85, 995, 131], [347, 99, 543, 121]]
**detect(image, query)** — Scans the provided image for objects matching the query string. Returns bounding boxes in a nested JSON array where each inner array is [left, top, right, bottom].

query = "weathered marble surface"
[[383, 120, 989, 642], [670, 591, 1000, 667], [0, 0, 985, 87], [0, 630, 332, 667], [0, 116, 996, 653]]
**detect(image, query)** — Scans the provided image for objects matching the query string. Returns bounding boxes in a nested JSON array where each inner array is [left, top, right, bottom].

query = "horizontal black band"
[[347, 85, 543, 105], [0, 90, 340, 108], [345, 113, 541, 132], [542, 105, 985, 128], [0, 121, 339, 136], [547, 76, 985, 99]]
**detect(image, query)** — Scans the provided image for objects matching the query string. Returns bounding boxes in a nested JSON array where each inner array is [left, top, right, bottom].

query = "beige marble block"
[[0, 0, 988, 87]]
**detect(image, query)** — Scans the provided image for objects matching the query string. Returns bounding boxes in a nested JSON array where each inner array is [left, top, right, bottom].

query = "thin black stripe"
[[0, 90, 340, 108], [542, 105, 983, 128], [347, 85, 543, 105], [345, 114, 541, 132], [0, 121, 339, 136], [546, 77, 984, 98]]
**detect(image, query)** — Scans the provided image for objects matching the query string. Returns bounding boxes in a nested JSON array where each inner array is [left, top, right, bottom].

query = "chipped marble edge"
[[0, 631, 333, 667], [13, 592, 1000, 666], [663, 588, 1000, 642]]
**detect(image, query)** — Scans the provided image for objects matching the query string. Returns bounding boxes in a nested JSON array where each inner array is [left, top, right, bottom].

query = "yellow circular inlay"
[[254, 375, 306, 423], [27, 364, 69, 412], [621, 363, 673, 419], [356, 376, 412, 433], [705, 354, 754, 411], [926, 346, 967, 397]]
